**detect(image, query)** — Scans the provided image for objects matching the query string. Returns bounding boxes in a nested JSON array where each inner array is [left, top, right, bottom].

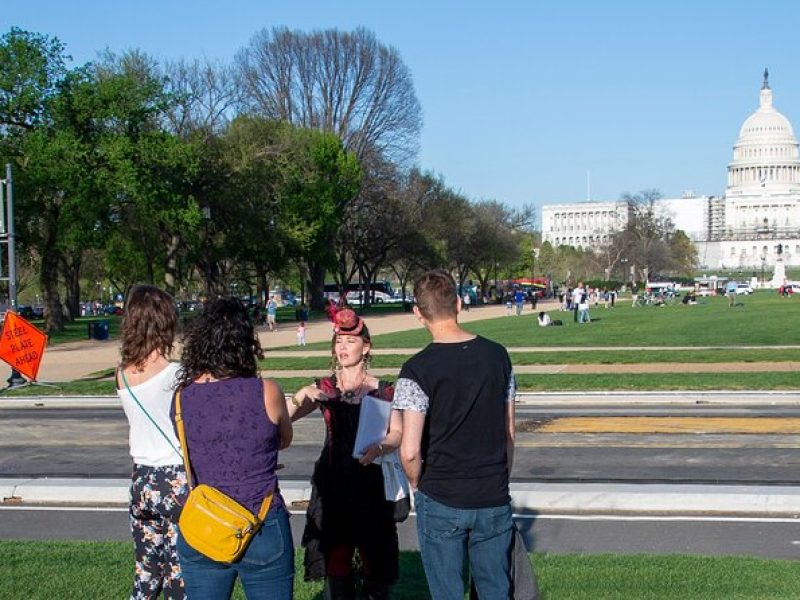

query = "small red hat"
[[333, 308, 364, 336]]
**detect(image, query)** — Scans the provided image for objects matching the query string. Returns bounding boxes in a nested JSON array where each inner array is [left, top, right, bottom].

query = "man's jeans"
[[415, 490, 513, 600], [177, 507, 294, 599]]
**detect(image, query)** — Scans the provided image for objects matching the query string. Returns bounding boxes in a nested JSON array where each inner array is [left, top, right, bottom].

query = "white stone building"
[[541, 71, 800, 270]]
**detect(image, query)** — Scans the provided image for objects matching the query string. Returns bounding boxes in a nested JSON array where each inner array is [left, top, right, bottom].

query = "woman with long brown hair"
[[117, 285, 187, 599]]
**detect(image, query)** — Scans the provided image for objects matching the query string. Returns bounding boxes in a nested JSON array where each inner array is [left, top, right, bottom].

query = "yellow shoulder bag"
[[174, 389, 273, 563]]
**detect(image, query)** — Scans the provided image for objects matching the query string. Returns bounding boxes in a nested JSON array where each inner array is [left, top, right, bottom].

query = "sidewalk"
[[4, 477, 800, 517]]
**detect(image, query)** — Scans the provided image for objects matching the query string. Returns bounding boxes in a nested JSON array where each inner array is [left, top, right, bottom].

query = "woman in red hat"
[[289, 309, 401, 600]]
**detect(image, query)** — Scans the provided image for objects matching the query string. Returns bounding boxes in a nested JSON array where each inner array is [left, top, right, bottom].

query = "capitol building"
[[541, 71, 800, 271]]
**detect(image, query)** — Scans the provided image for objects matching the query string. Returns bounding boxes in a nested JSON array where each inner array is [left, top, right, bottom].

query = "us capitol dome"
[[710, 69, 800, 269], [541, 69, 800, 273], [728, 69, 800, 195]]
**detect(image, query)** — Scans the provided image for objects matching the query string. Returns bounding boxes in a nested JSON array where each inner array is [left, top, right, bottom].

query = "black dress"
[[302, 375, 399, 584]]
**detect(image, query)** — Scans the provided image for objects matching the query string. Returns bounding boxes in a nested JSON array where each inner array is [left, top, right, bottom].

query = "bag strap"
[[174, 382, 274, 521], [119, 368, 181, 459], [173, 389, 194, 489], [256, 492, 273, 523]]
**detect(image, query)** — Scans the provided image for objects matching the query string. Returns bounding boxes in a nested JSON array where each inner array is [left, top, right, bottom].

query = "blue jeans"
[[414, 490, 513, 600], [177, 507, 294, 599]]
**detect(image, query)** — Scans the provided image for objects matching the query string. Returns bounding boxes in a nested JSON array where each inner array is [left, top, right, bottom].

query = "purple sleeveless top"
[[174, 377, 284, 515]]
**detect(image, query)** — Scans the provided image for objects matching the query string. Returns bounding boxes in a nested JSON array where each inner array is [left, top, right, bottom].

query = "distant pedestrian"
[[726, 280, 738, 307], [578, 292, 591, 323], [297, 321, 306, 346], [463, 291, 471, 311], [505, 292, 513, 315], [117, 285, 188, 600], [514, 288, 525, 316], [572, 283, 583, 322], [266, 296, 278, 332]]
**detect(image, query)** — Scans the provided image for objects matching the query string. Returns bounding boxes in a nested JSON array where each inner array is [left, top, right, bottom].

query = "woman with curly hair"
[[172, 297, 293, 599], [289, 309, 401, 600], [117, 284, 187, 600]]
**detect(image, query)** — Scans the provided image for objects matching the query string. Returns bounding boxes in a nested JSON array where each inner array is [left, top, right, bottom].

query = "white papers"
[[352, 394, 391, 459], [382, 451, 410, 500]]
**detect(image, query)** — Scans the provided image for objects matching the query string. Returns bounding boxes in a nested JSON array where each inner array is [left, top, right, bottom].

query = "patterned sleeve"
[[392, 377, 429, 414], [507, 371, 517, 403]]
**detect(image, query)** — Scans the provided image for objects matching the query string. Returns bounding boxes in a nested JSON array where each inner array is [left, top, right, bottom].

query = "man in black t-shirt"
[[393, 269, 516, 600]]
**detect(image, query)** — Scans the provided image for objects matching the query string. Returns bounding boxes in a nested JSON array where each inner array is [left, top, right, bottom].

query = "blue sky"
[[3, 1, 800, 213]]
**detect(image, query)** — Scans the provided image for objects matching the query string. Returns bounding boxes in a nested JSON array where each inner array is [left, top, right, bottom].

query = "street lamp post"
[[760, 254, 767, 288]]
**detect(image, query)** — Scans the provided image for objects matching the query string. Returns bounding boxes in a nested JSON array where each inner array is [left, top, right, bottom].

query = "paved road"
[[4, 403, 800, 484], [3, 506, 800, 559]]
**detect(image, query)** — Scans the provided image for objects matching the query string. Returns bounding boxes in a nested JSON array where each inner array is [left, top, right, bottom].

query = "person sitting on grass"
[[538, 311, 563, 327]]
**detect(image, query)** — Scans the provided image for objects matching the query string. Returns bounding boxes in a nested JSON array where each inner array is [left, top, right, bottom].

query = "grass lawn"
[[7, 371, 799, 397], [259, 348, 800, 370], [2, 541, 799, 599], [294, 292, 799, 350], [33, 315, 123, 346]]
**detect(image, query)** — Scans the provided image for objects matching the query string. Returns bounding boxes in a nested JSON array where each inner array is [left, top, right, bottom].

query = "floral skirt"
[[129, 463, 188, 600]]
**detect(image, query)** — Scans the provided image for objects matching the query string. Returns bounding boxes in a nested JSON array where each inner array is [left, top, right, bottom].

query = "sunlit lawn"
[[296, 291, 797, 349], [3, 541, 800, 600], [259, 348, 800, 370], [7, 292, 797, 395]]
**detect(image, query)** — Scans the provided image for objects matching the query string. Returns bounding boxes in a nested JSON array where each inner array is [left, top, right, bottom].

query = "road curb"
[[4, 478, 800, 517], [2, 391, 800, 409]]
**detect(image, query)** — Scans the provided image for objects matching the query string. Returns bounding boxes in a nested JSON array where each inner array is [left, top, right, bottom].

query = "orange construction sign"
[[0, 311, 47, 380]]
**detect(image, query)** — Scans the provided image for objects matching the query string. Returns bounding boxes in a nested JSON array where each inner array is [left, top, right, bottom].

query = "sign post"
[[1, 165, 26, 388]]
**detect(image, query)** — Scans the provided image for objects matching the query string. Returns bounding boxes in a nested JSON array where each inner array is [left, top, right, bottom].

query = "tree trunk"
[[475, 273, 490, 303], [307, 260, 326, 311], [60, 255, 82, 321], [164, 234, 180, 295], [256, 264, 268, 307], [41, 216, 64, 334], [146, 258, 155, 284]]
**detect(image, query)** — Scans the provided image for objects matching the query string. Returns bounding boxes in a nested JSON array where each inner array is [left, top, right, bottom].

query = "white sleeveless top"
[[118, 362, 183, 467]]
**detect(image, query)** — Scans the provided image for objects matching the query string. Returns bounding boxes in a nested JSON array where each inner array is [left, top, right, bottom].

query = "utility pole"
[[2, 164, 26, 387]]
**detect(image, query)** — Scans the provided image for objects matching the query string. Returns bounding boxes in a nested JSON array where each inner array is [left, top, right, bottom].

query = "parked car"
[[736, 283, 754, 295]]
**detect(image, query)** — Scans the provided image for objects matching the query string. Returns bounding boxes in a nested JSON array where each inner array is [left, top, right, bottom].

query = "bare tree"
[[236, 26, 422, 165], [603, 190, 675, 282], [469, 201, 535, 298], [163, 58, 238, 138]]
